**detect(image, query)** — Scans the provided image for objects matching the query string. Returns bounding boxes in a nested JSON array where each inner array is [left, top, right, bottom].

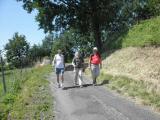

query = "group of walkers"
[[52, 47, 102, 89]]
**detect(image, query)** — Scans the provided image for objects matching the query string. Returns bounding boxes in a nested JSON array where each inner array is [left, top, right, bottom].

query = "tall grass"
[[0, 66, 54, 120]]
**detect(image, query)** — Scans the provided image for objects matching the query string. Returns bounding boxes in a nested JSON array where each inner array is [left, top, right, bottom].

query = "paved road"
[[49, 70, 160, 120]]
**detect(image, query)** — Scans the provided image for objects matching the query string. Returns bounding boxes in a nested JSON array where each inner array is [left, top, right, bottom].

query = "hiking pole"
[[0, 50, 6, 93]]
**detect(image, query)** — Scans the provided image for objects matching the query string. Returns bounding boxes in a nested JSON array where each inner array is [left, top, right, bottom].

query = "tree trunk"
[[93, 24, 102, 53]]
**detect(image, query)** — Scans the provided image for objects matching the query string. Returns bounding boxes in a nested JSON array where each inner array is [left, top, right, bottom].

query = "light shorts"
[[55, 68, 64, 75]]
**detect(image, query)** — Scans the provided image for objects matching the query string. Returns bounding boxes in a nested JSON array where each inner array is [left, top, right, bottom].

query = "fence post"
[[0, 50, 6, 93]]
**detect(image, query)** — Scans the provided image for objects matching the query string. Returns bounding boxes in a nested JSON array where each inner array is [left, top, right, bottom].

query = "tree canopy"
[[17, 0, 122, 52], [5, 32, 30, 68], [17, 0, 160, 52]]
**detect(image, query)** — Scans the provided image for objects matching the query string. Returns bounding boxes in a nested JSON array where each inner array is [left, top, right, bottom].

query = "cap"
[[93, 47, 98, 51]]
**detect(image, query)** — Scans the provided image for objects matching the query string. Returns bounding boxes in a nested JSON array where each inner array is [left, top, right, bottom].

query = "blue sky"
[[0, 0, 46, 50]]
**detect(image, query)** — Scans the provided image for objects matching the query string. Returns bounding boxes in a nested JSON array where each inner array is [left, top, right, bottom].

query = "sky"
[[0, 0, 46, 50]]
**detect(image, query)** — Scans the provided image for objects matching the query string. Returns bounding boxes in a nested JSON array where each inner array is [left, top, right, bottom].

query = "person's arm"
[[89, 55, 92, 68], [82, 58, 85, 72], [52, 55, 56, 67], [63, 55, 65, 69], [99, 56, 102, 69], [72, 58, 75, 67]]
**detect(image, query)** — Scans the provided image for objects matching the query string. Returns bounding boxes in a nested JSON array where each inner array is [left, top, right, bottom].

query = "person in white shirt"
[[52, 49, 65, 88]]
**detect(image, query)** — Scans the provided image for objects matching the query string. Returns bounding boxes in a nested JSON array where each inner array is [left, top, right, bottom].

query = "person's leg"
[[60, 68, 64, 88], [91, 65, 96, 85], [56, 74, 60, 88], [56, 68, 60, 88], [57, 74, 60, 83], [78, 69, 83, 87], [74, 68, 79, 85], [94, 65, 100, 85]]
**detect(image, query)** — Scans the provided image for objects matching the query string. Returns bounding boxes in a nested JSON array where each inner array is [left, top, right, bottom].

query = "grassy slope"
[[0, 66, 54, 120], [122, 16, 160, 47]]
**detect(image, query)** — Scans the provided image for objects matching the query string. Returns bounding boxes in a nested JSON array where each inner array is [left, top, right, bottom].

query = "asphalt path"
[[49, 69, 160, 120]]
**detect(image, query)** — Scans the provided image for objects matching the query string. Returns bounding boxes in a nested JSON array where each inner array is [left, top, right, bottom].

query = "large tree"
[[17, 0, 121, 52], [5, 32, 30, 68]]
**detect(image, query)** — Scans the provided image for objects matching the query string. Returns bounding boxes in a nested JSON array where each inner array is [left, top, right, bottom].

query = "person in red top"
[[89, 47, 102, 85]]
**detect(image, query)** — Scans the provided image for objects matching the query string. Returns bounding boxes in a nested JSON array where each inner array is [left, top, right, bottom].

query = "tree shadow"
[[96, 79, 109, 86]]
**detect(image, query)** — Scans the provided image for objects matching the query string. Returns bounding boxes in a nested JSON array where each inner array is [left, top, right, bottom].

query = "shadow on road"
[[98, 79, 109, 86], [63, 81, 109, 90], [63, 84, 93, 90]]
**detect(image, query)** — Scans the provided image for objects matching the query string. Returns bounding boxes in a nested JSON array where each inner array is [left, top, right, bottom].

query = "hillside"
[[103, 16, 160, 90], [122, 16, 160, 47]]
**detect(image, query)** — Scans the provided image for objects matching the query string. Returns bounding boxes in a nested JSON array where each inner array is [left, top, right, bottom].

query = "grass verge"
[[0, 65, 54, 120]]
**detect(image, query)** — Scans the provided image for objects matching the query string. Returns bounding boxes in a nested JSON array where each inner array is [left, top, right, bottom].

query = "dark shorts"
[[55, 68, 64, 75]]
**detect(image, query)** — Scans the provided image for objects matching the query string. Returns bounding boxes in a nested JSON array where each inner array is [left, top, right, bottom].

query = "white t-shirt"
[[53, 54, 64, 68]]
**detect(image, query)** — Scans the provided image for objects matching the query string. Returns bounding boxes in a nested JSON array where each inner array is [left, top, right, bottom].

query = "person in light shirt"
[[52, 49, 65, 88]]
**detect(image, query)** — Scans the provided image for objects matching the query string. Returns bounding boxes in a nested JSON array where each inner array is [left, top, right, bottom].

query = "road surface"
[[48, 69, 160, 120]]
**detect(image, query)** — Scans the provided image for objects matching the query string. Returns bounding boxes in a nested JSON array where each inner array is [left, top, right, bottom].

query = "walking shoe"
[[60, 83, 63, 88]]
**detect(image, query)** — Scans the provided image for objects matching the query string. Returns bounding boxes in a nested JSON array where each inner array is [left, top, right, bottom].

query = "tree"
[[42, 34, 54, 57], [5, 32, 30, 68], [51, 31, 74, 62], [29, 44, 45, 63], [17, 0, 122, 52]]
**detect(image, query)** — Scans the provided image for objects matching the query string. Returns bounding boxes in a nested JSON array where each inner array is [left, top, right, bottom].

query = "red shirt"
[[90, 53, 101, 65]]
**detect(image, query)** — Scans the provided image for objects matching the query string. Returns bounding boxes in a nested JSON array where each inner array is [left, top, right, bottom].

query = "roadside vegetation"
[[0, 65, 53, 120]]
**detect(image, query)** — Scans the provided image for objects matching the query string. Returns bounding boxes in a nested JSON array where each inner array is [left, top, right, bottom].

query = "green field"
[[0, 65, 54, 120]]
